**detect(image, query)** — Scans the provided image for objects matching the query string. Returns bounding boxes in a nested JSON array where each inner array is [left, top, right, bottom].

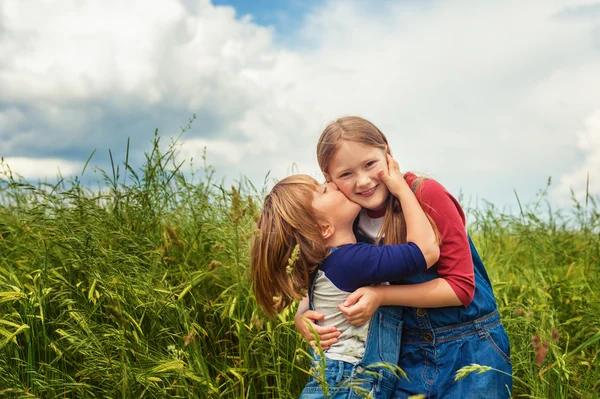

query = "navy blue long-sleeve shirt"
[[320, 241, 427, 292]]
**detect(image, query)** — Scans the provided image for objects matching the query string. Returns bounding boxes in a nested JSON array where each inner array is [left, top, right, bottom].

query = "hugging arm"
[[293, 240, 433, 346], [338, 279, 461, 326], [340, 177, 475, 326]]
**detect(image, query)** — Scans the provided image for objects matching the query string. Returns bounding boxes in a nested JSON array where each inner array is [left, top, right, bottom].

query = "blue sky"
[[211, 0, 314, 36], [1, 0, 599, 211]]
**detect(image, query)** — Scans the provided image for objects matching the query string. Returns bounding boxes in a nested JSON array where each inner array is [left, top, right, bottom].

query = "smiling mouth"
[[357, 186, 377, 197]]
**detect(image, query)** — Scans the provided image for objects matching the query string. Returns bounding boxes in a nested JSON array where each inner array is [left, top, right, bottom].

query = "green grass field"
[[1, 135, 598, 398]]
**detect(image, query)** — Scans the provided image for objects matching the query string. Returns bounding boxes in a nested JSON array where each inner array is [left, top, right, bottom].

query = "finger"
[[314, 325, 338, 335], [302, 310, 325, 321], [348, 312, 368, 325], [321, 335, 340, 348], [342, 291, 363, 307], [346, 312, 364, 323], [349, 317, 367, 327], [347, 313, 368, 325], [319, 331, 342, 342], [300, 318, 317, 329], [310, 340, 333, 351], [338, 304, 358, 317], [386, 153, 400, 171], [301, 322, 337, 342], [378, 168, 391, 184], [299, 318, 321, 340]]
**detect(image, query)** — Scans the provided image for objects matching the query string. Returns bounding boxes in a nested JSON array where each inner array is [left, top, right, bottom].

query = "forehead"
[[329, 140, 384, 171]]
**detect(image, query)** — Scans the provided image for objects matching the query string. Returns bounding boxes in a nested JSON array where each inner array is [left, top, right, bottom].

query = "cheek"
[[333, 179, 354, 198], [379, 156, 389, 173], [377, 184, 390, 198], [369, 169, 383, 181]]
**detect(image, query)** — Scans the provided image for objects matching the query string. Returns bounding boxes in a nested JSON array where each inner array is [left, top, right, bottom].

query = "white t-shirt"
[[357, 208, 384, 240]]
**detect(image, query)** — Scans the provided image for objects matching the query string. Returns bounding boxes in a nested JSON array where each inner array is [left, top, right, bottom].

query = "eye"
[[365, 161, 377, 168], [323, 185, 328, 194], [339, 172, 351, 179]]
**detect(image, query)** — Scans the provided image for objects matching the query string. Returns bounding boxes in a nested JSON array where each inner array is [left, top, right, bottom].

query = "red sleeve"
[[405, 173, 475, 306]]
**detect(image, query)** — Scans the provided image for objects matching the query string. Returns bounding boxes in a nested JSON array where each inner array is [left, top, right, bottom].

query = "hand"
[[294, 310, 341, 350], [377, 154, 405, 194], [338, 286, 382, 327]]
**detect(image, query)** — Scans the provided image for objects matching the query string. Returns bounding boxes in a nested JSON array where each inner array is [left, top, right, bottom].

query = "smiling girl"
[[295, 116, 512, 398]]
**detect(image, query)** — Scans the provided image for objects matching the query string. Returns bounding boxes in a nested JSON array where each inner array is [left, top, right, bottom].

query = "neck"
[[325, 225, 357, 248], [365, 207, 386, 218]]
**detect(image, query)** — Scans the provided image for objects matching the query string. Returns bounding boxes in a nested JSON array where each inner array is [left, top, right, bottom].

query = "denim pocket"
[[484, 324, 511, 364], [300, 380, 351, 398], [300, 361, 353, 398], [377, 310, 403, 363]]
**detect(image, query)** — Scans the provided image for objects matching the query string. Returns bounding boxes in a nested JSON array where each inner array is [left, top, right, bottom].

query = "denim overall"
[[392, 236, 513, 398], [299, 271, 404, 399]]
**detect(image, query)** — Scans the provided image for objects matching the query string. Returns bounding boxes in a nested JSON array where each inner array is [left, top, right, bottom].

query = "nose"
[[356, 172, 370, 188], [326, 182, 338, 191]]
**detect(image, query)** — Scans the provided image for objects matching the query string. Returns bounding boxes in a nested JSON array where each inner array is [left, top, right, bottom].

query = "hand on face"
[[376, 154, 405, 193]]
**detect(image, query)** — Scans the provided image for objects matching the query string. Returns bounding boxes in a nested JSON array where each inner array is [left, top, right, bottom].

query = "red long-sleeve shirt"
[[404, 172, 475, 306], [364, 173, 476, 306]]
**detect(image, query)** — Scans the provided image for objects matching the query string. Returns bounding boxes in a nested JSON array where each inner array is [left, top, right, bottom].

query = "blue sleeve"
[[320, 242, 427, 292]]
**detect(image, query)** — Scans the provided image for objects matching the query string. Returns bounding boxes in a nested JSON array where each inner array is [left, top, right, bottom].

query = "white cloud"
[[179, 138, 245, 165], [1, 0, 599, 208], [0, 0, 299, 154], [283, 0, 600, 206], [553, 109, 600, 204], [1, 157, 83, 179]]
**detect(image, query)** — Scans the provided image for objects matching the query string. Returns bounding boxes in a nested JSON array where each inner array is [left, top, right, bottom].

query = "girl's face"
[[326, 140, 389, 211], [312, 181, 362, 227]]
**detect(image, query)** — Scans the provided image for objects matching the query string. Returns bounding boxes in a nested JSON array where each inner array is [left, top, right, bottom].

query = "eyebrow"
[[331, 167, 351, 178], [331, 156, 376, 176]]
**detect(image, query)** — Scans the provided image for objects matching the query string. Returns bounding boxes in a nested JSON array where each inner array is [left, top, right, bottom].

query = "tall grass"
[[469, 186, 600, 398], [0, 134, 598, 398]]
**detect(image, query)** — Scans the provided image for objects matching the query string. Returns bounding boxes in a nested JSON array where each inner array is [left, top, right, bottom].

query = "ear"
[[322, 171, 332, 183], [320, 223, 334, 240]]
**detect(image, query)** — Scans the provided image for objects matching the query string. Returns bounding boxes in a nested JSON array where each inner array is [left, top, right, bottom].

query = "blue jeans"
[[393, 310, 513, 398], [299, 307, 403, 399]]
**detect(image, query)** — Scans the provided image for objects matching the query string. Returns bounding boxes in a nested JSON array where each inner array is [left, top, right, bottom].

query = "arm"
[[379, 155, 440, 267], [293, 230, 431, 342], [322, 242, 428, 291], [339, 280, 460, 325], [294, 238, 431, 341], [375, 280, 461, 307], [339, 176, 475, 326], [411, 176, 475, 306]]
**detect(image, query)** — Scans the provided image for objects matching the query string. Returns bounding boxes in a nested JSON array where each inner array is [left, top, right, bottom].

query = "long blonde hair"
[[317, 116, 439, 245], [250, 175, 328, 317]]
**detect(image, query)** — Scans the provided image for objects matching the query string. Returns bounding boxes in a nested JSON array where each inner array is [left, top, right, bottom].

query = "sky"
[[1, 0, 599, 212]]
